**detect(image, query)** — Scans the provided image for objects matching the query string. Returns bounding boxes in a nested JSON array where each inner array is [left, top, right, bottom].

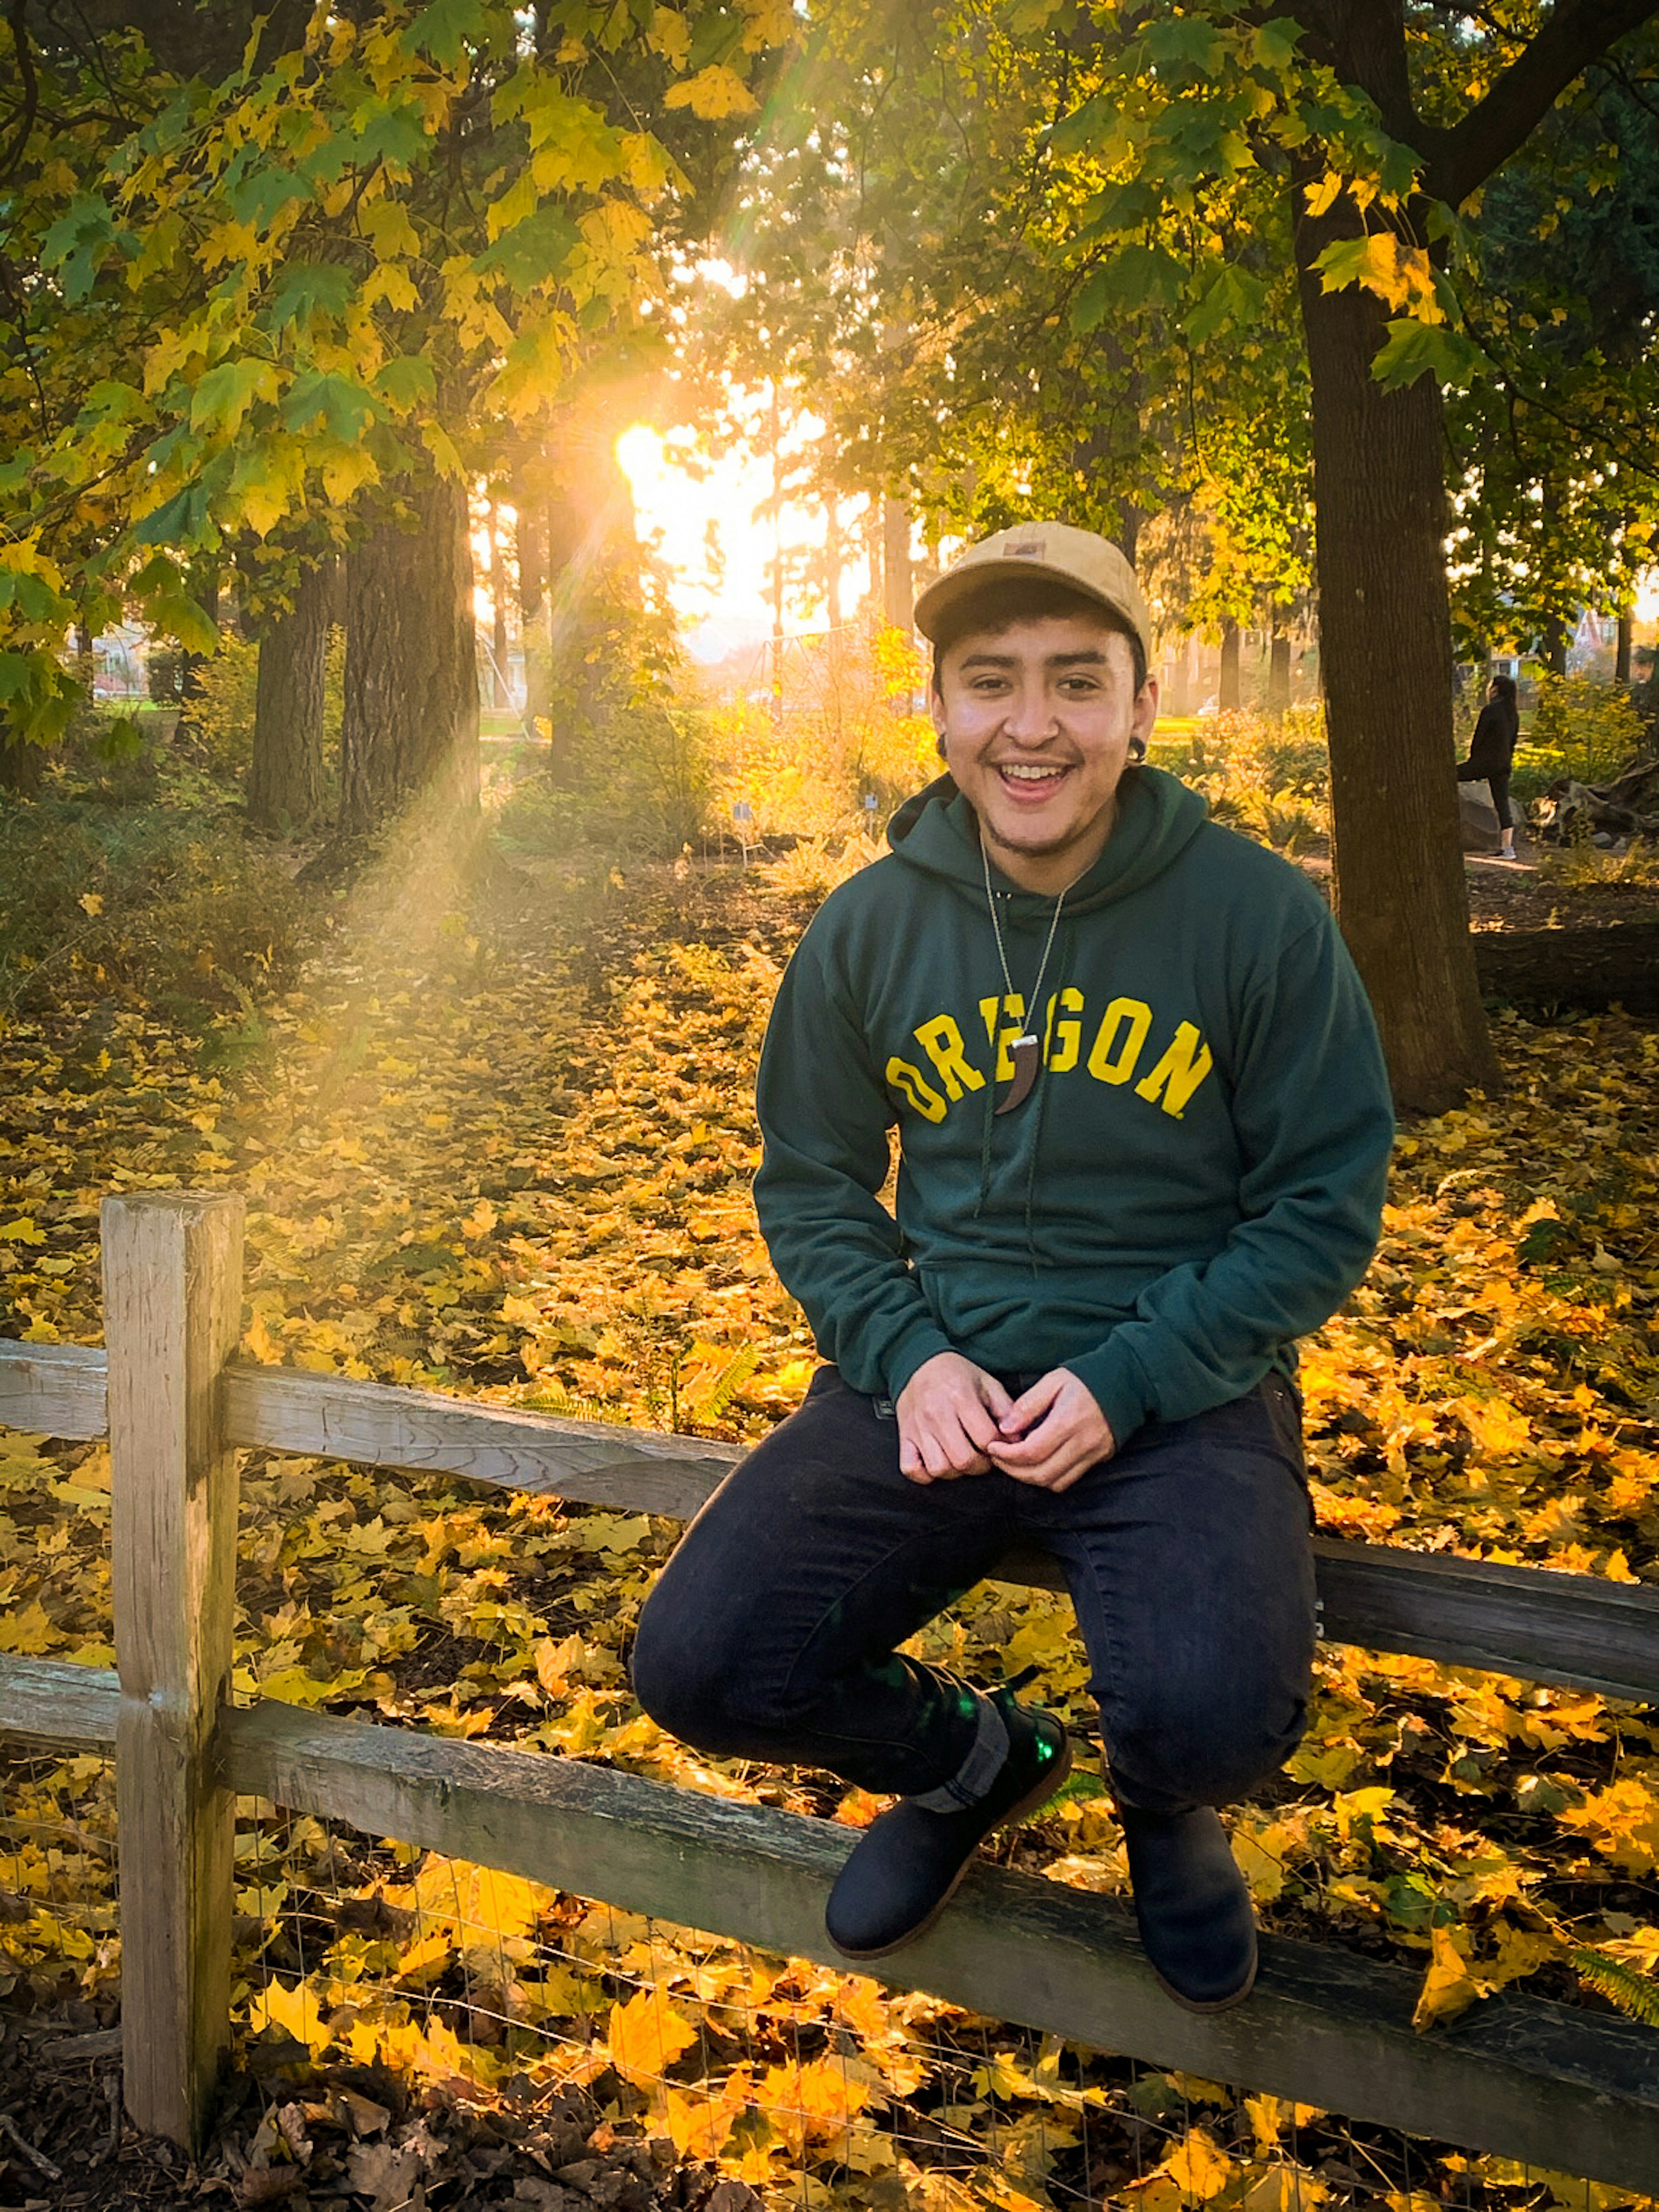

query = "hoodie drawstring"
[[1022, 919, 1073, 1272], [972, 899, 1072, 1272]]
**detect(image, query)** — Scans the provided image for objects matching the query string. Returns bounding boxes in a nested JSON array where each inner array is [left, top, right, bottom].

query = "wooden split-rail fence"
[[1, 1193, 1658, 2185]]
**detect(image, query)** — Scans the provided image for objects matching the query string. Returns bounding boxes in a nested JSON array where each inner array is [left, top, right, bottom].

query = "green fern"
[[683, 1345, 759, 1425], [1572, 1947, 1659, 2028], [519, 1389, 629, 1426]]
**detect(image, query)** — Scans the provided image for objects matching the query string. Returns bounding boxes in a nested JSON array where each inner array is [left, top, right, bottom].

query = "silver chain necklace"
[[980, 836, 1070, 1115]]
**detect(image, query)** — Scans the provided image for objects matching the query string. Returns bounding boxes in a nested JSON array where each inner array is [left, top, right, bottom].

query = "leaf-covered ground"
[[2, 839, 1658, 2212]]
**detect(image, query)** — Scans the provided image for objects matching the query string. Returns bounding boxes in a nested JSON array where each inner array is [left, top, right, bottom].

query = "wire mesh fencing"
[[223, 1801, 1643, 2212], [0, 1744, 120, 2025]]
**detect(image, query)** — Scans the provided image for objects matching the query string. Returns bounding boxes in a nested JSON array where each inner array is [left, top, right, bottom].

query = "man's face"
[[931, 613, 1159, 893]]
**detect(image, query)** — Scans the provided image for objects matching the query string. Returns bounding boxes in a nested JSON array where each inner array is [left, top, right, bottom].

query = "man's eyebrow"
[[956, 647, 1112, 669]]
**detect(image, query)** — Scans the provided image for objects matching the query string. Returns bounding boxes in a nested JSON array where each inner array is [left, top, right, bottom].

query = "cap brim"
[[913, 558, 1140, 648]]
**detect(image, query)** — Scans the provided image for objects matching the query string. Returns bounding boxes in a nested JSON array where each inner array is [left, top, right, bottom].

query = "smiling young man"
[[632, 523, 1395, 2012]]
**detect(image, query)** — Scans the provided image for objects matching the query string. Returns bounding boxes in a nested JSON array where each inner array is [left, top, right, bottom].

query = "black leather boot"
[[1119, 1803, 1257, 2011], [825, 1691, 1072, 1960]]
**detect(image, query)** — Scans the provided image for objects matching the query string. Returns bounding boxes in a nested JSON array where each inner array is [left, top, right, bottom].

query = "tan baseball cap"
[[913, 520, 1152, 664]]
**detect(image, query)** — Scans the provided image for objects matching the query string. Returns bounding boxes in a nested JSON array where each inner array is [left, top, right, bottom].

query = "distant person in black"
[[1458, 673, 1520, 859]]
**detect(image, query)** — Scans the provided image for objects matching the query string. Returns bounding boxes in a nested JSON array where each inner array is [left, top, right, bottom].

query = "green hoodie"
[[753, 766, 1394, 1446]]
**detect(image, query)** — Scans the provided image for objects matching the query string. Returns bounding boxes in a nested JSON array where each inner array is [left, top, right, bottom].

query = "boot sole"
[[1150, 1946, 1258, 2014], [830, 1730, 1075, 1962]]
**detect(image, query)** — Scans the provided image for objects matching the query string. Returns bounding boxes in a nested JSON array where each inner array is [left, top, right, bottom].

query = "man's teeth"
[[1000, 763, 1066, 782]]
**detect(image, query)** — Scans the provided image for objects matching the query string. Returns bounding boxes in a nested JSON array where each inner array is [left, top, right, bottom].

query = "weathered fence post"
[[103, 1192, 244, 2151]]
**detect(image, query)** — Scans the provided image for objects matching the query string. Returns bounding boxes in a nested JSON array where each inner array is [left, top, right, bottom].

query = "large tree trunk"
[[1218, 622, 1241, 712], [0, 726, 43, 796], [515, 485, 553, 736], [1294, 202, 1500, 1112], [1267, 627, 1292, 716], [543, 489, 592, 779], [174, 566, 221, 750], [339, 480, 480, 837], [882, 495, 912, 629], [248, 561, 333, 834], [486, 502, 511, 710]]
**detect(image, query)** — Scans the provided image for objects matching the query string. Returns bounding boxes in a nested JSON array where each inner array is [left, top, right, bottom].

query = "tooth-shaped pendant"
[[995, 1034, 1041, 1114]]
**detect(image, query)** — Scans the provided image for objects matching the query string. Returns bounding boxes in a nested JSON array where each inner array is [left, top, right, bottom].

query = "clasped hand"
[[894, 1351, 1114, 1494]]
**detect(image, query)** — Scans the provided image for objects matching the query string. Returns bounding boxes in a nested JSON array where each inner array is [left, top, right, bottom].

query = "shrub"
[[700, 625, 940, 845], [146, 646, 185, 702], [181, 633, 260, 773], [761, 832, 885, 902], [1149, 706, 1331, 854], [0, 790, 313, 1020], [497, 704, 711, 861], [1511, 676, 1646, 801], [184, 626, 345, 782], [1535, 838, 1659, 893]]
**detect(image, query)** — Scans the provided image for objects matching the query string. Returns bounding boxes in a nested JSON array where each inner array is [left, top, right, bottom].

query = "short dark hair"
[[928, 575, 1148, 697]]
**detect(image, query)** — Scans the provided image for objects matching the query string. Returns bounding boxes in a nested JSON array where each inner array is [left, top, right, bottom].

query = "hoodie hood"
[[887, 765, 1209, 921]]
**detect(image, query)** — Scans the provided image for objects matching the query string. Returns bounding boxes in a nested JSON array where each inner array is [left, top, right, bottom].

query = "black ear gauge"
[[936, 731, 950, 760]]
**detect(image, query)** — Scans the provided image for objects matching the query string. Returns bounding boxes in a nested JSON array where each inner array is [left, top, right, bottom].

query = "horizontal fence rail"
[[2, 1653, 1657, 2197], [0, 1340, 107, 1441], [7, 1339, 1659, 1701]]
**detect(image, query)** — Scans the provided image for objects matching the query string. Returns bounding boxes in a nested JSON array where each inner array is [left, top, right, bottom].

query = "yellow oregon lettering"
[[914, 1014, 986, 1101], [1135, 1022, 1214, 1118], [1043, 986, 1084, 1071], [886, 1055, 947, 1123], [1087, 997, 1153, 1085], [978, 993, 1026, 1082]]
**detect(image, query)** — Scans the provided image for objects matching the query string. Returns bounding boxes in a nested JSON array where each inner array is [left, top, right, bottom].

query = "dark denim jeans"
[[631, 1366, 1316, 1815]]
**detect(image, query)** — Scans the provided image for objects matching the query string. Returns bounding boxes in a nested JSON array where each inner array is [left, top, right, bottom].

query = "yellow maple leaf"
[[255, 1975, 330, 2053], [1332, 1785, 1395, 1842], [1157, 2127, 1234, 2202], [663, 64, 757, 118], [755, 2054, 872, 2148], [1231, 1818, 1303, 1904], [321, 447, 381, 506], [393, 1929, 453, 1988], [737, 0, 794, 50], [648, 11, 691, 67], [413, 2009, 493, 2087], [607, 1986, 699, 2085], [1412, 1923, 1481, 2031], [661, 2087, 732, 2160], [1457, 1395, 1530, 1456], [0, 1600, 66, 1655], [535, 1632, 585, 1694], [461, 1196, 498, 1239], [1243, 2169, 1329, 2212], [1243, 2094, 1315, 2151], [1478, 1921, 1557, 1990], [832, 1977, 894, 2042], [1303, 170, 1345, 218], [1287, 1737, 1360, 1789], [389, 1854, 552, 1943], [1560, 1779, 1659, 1872]]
